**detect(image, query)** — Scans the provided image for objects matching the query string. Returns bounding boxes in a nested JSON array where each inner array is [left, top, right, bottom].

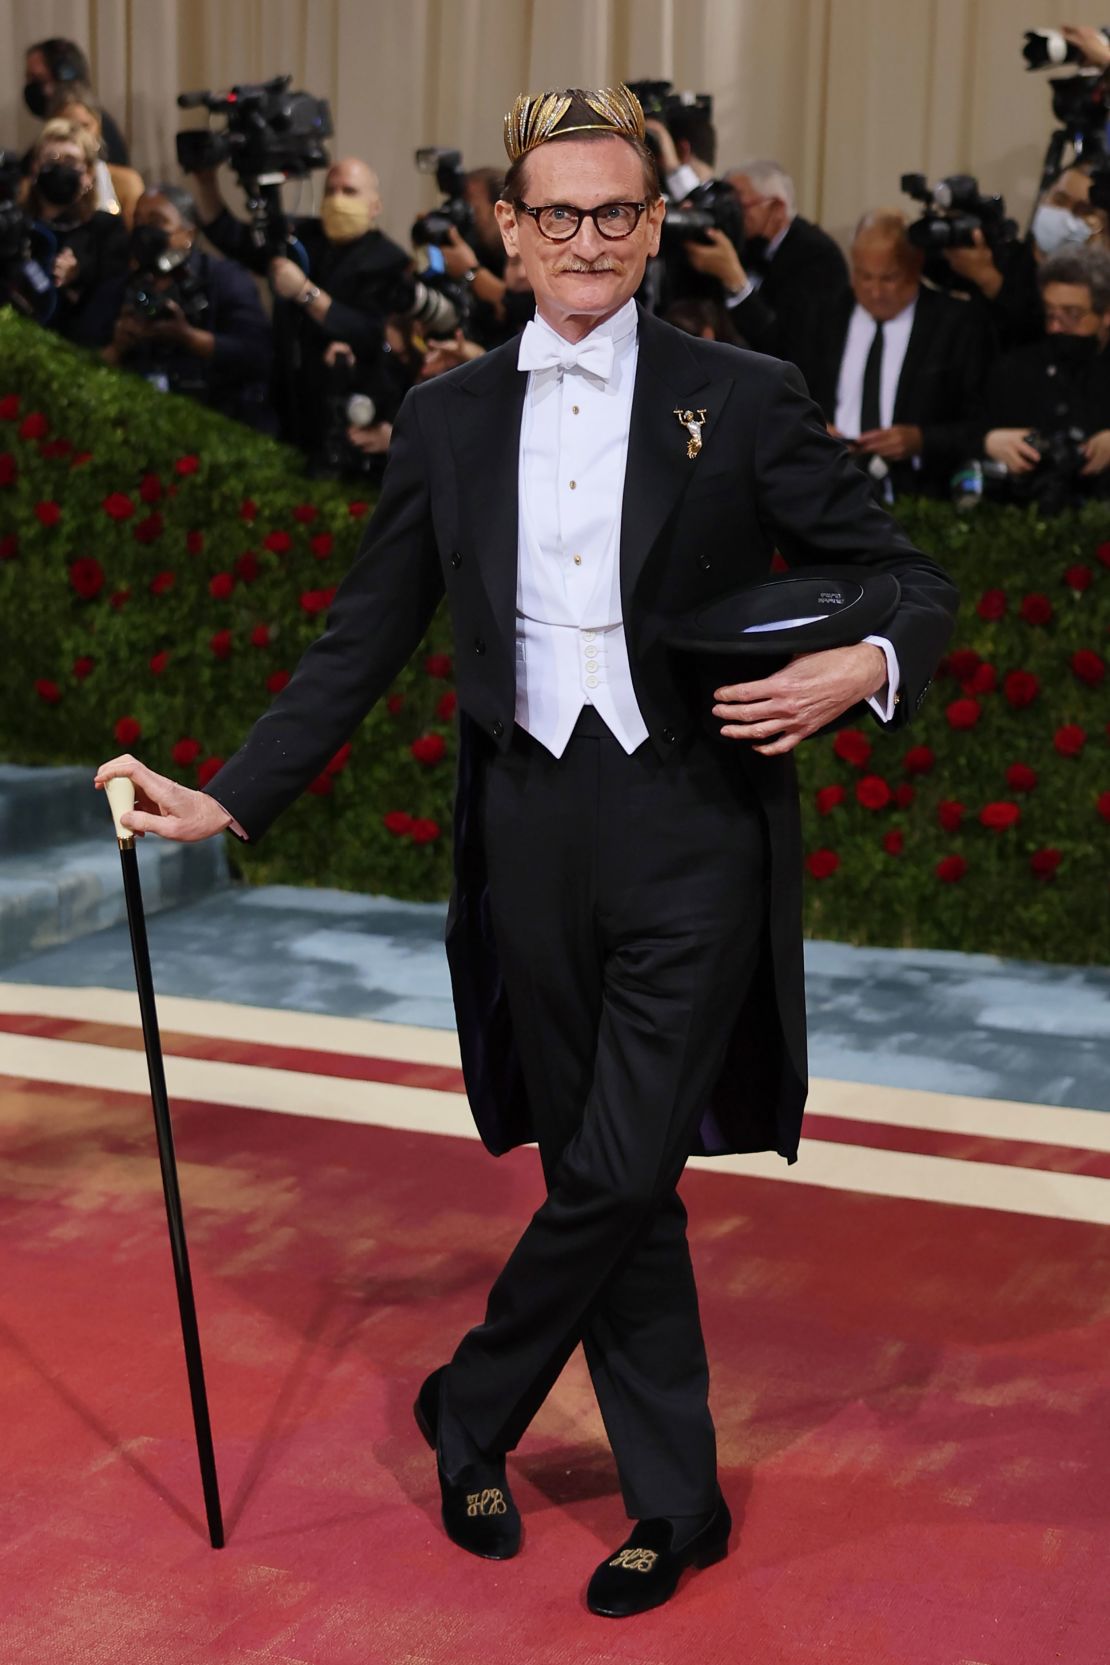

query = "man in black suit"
[[798, 210, 990, 500], [96, 86, 956, 1618]]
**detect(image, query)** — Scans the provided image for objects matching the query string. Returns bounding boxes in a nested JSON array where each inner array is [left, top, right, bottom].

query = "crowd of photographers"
[[6, 27, 1110, 512]]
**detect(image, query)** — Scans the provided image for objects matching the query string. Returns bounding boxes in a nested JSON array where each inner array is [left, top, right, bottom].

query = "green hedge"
[[2, 313, 1108, 961]]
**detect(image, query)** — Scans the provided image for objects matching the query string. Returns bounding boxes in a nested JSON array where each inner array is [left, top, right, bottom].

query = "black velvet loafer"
[[413, 1365, 522, 1560], [586, 1495, 731, 1617]]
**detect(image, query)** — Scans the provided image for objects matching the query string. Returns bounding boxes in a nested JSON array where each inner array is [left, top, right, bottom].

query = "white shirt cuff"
[[206, 794, 248, 841], [665, 162, 701, 200], [863, 634, 900, 723], [724, 279, 755, 308]]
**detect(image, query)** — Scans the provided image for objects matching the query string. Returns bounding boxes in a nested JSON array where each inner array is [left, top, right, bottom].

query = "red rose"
[[186, 530, 204, 555], [1030, 847, 1062, 880], [937, 800, 965, 833], [411, 733, 447, 766], [172, 738, 201, 766], [946, 697, 981, 730], [977, 588, 1007, 620], [292, 503, 318, 523], [40, 438, 71, 459], [815, 784, 845, 815], [250, 623, 271, 649], [239, 499, 258, 522], [109, 589, 130, 610], [132, 512, 164, 544], [1006, 763, 1037, 793], [0, 453, 16, 487], [69, 557, 104, 599], [384, 811, 414, 837], [235, 551, 260, 583], [0, 393, 20, 419], [893, 783, 915, 809], [979, 800, 1020, 831], [411, 817, 441, 844], [936, 854, 968, 884], [326, 743, 352, 775], [114, 715, 141, 746], [35, 679, 62, 704], [139, 473, 162, 503], [209, 571, 235, 600], [0, 533, 17, 559], [805, 849, 840, 879], [102, 491, 134, 521], [209, 628, 233, 660], [1097, 541, 1110, 570], [72, 656, 95, 680], [386, 693, 405, 715], [1054, 724, 1086, 757], [348, 500, 369, 517], [963, 662, 997, 696], [263, 530, 292, 554], [425, 653, 453, 679], [197, 757, 225, 788], [70, 450, 93, 468], [19, 411, 48, 440], [856, 774, 891, 811], [35, 500, 61, 526], [266, 669, 291, 694], [903, 745, 935, 775], [1003, 670, 1039, 709], [1064, 564, 1093, 593], [1072, 649, 1105, 686], [946, 648, 981, 681], [149, 651, 170, 676], [1097, 791, 1110, 823], [307, 774, 334, 797], [174, 454, 200, 475], [883, 829, 904, 856], [833, 727, 872, 767], [436, 690, 458, 721], [1020, 592, 1053, 626], [150, 570, 176, 595], [302, 586, 337, 615], [310, 531, 333, 559]]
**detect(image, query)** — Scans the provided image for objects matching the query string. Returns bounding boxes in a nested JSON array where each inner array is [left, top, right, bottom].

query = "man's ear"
[[495, 198, 519, 258]]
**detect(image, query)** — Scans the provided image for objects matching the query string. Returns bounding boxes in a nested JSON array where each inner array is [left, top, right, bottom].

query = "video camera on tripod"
[[175, 74, 332, 261]]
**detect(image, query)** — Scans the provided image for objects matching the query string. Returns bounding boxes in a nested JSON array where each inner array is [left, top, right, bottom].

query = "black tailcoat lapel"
[[448, 343, 527, 660]]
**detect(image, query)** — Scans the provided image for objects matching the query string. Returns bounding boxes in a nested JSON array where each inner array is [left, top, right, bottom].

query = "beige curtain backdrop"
[[0, 1, 1097, 249]]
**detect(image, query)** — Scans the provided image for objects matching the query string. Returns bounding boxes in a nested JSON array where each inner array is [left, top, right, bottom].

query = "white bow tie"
[[517, 320, 615, 381]]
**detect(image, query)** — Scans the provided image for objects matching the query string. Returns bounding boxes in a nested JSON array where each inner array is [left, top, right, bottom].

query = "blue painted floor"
[[1, 881, 1107, 1114]]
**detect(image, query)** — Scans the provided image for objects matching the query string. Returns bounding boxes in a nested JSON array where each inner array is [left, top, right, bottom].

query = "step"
[[0, 831, 229, 969], [0, 764, 112, 854]]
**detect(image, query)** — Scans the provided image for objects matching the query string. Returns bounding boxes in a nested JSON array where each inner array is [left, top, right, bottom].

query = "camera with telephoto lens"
[[952, 427, 1089, 517], [901, 173, 1018, 252], [0, 149, 54, 319], [175, 74, 332, 259], [411, 148, 474, 247], [1022, 31, 1110, 191], [1022, 27, 1110, 70]]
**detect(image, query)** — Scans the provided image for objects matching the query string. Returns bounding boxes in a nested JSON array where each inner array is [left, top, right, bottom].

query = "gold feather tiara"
[[503, 83, 646, 162]]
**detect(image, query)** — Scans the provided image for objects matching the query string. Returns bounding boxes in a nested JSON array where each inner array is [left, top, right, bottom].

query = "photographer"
[[435, 165, 532, 347], [96, 185, 275, 434], [21, 118, 128, 345], [975, 243, 1110, 500], [190, 157, 415, 460], [22, 37, 129, 167], [643, 103, 745, 308], [48, 86, 144, 227]]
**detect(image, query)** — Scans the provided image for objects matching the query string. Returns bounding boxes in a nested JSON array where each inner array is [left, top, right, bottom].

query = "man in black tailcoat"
[[96, 84, 957, 1619]]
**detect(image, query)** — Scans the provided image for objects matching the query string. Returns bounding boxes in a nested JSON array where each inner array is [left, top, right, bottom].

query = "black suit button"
[[698, 555, 712, 570], [661, 727, 677, 744], [451, 550, 463, 569], [474, 636, 486, 655], [491, 719, 504, 738]]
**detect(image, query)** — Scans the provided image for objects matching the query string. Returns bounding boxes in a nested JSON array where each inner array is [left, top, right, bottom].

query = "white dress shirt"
[[834, 298, 916, 438], [514, 298, 649, 758]]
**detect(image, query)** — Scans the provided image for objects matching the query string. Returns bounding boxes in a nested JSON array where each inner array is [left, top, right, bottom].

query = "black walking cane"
[[104, 778, 224, 1548]]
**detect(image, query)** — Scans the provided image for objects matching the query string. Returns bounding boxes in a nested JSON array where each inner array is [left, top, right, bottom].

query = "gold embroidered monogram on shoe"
[[466, 1488, 508, 1517], [608, 1546, 659, 1572]]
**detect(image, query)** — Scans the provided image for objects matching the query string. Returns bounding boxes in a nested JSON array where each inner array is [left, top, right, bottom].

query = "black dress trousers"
[[445, 708, 769, 1518]]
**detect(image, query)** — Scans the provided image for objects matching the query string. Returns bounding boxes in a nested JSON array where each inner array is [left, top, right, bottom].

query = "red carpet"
[[2, 1045, 1109, 1661]]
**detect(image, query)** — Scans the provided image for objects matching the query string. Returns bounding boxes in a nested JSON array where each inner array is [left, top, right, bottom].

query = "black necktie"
[[860, 320, 884, 432]]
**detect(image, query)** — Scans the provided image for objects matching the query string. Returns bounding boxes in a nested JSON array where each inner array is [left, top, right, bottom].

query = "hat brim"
[[663, 567, 901, 658]]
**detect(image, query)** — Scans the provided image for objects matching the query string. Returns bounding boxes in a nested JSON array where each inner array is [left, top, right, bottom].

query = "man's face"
[[324, 160, 382, 222], [1042, 280, 1109, 342], [1041, 167, 1108, 247], [25, 49, 52, 100], [464, 176, 500, 254], [495, 136, 664, 332], [850, 236, 920, 321], [725, 172, 787, 243]]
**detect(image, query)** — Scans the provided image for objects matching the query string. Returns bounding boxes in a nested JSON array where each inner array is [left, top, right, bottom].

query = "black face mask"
[[1047, 332, 1100, 368], [36, 162, 83, 207], [23, 79, 49, 118]]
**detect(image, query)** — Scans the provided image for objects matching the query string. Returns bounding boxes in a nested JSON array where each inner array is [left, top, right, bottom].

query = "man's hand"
[[347, 420, 393, 453], [441, 226, 481, 280], [985, 428, 1040, 473], [712, 643, 888, 756], [1081, 429, 1110, 475], [112, 308, 150, 352], [323, 339, 355, 367], [269, 256, 313, 301], [1062, 23, 1110, 67], [93, 755, 232, 841], [53, 247, 79, 288], [855, 424, 924, 461], [942, 227, 1003, 299], [145, 300, 196, 350], [683, 227, 746, 293], [644, 118, 680, 175], [419, 329, 486, 379]]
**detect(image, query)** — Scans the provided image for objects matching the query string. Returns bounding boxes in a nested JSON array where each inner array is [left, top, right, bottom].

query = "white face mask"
[[1032, 202, 1094, 256]]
